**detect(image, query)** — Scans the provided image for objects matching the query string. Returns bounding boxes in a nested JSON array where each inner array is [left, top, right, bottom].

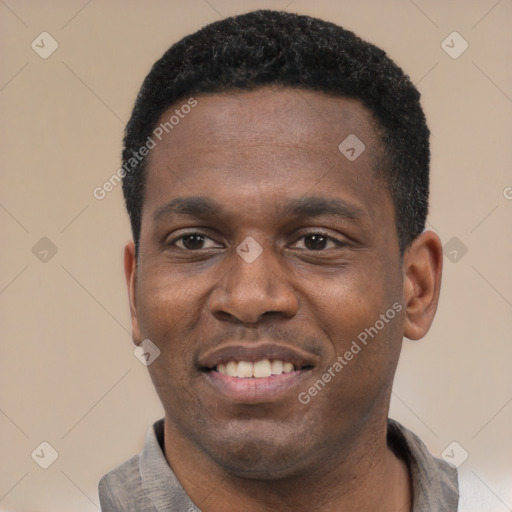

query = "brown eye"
[[180, 234, 206, 250], [303, 234, 329, 250], [169, 233, 222, 250], [292, 232, 344, 251]]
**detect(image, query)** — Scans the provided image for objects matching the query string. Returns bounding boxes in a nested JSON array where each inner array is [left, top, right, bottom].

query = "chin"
[[198, 421, 317, 479]]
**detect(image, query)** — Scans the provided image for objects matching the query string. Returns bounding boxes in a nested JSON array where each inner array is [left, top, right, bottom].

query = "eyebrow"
[[153, 196, 221, 222], [283, 196, 366, 222], [153, 195, 366, 224]]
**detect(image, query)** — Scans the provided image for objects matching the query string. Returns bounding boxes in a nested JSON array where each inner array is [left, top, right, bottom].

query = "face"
[[126, 87, 411, 478]]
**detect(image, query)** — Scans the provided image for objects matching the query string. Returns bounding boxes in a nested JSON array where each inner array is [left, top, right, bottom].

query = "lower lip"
[[203, 370, 310, 404]]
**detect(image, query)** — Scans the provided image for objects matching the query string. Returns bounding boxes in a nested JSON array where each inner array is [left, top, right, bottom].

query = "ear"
[[402, 230, 443, 341], [124, 240, 141, 345]]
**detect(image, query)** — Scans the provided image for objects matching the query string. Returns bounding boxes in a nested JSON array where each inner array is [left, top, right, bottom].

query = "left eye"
[[292, 233, 343, 251]]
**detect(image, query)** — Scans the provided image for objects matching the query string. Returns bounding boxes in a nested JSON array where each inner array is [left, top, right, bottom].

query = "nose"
[[209, 241, 299, 324]]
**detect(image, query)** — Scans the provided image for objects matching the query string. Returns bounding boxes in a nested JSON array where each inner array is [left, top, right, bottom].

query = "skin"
[[124, 87, 443, 511]]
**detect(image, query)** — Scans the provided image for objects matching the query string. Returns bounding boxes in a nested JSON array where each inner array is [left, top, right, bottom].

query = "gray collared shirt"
[[99, 418, 459, 511]]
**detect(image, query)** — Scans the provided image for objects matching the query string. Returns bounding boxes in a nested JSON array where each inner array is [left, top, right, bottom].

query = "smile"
[[215, 359, 296, 378], [198, 343, 318, 403]]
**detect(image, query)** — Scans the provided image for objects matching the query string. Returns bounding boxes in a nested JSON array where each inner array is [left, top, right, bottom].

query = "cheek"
[[135, 267, 209, 401], [137, 261, 204, 334], [136, 269, 205, 413], [306, 266, 388, 336], [304, 263, 403, 387]]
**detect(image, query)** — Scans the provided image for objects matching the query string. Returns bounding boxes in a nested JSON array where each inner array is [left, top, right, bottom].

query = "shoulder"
[[98, 419, 166, 511], [98, 453, 153, 511], [98, 418, 193, 511], [388, 418, 459, 511]]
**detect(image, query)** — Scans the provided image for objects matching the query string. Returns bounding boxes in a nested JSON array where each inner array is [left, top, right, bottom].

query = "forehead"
[[141, 87, 393, 231], [151, 87, 382, 160]]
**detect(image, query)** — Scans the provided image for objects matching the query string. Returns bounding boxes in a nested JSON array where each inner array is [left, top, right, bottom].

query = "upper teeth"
[[216, 359, 295, 378]]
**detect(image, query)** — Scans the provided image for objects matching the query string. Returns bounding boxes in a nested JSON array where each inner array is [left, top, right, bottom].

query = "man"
[[99, 10, 458, 511]]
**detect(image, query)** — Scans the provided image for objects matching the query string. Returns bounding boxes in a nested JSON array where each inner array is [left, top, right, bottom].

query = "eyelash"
[[167, 231, 347, 251]]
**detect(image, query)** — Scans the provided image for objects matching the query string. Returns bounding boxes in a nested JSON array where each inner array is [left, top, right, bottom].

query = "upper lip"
[[198, 342, 319, 370]]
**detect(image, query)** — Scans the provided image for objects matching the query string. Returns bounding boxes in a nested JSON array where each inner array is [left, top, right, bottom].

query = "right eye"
[[168, 232, 223, 250]]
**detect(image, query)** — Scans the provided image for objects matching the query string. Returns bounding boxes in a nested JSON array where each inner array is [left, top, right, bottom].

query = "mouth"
[[198, 343, 317, 403], [214, 359, 301, 378]]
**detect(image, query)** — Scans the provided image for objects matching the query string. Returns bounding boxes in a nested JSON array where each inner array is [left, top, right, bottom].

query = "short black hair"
[[122, 9, 430, 255]]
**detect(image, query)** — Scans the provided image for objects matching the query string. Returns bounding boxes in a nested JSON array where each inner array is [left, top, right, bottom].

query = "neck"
[[163, 416, 412, 512]]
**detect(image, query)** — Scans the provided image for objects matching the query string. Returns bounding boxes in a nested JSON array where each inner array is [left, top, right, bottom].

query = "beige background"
[[1, 0, 511, 510]]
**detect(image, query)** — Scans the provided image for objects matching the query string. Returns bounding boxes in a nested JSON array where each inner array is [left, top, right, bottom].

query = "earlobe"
[[124, 240, 141, 345], [402, 231, 443, 341]]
